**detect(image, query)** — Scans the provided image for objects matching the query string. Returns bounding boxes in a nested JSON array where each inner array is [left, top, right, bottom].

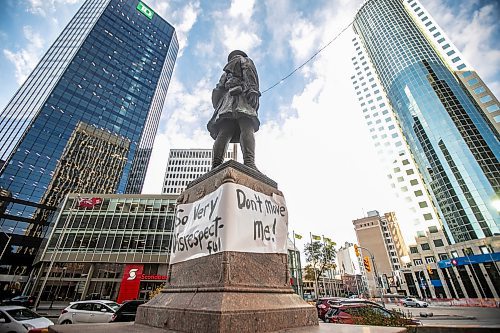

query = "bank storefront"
[[26, 193, 177, 303]]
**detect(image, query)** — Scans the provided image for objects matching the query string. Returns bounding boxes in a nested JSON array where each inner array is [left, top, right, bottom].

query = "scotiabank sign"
[[116, 264, 168, 303], [141, 274, 168, 280], [117, 264, 144, 304]]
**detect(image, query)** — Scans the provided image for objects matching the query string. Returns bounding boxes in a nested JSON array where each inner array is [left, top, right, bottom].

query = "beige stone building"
[[353, 210, 408, 297]]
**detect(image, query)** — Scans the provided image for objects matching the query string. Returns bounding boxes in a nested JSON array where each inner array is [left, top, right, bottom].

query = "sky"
[[0, 0, 499, 250]]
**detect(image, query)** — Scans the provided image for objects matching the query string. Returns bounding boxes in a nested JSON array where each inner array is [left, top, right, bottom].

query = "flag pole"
[[310, 232, 319, 299]]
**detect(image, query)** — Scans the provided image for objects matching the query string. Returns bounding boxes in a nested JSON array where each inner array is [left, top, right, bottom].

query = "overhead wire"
[[260, 19, 355, 95]]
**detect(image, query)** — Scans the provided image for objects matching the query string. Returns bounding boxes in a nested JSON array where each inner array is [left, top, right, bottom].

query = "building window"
[[421, 243, 430, 251], [439, 253, 448, 260], [480, 95, 493, 103], [451, 251, 459, 258], [425, 256, 436, 263], [473, 86, 485, 94], [414, 259, 423, 266], [418, 201, 428, 208], [463, 248, 474, 255], [428, 226, 438, 233], [433, 239, 444, 247], [423, 213, 433, 220], [414, 190, 423, 197], [468, 78, 479, 86], [410, 246, 419, 254], [479, 246, 490, 254], [486, 104, 499, 112]]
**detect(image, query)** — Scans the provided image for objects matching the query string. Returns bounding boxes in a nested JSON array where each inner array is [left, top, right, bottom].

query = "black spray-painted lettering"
[[193, 196, 219, 221], [174, 209, 189, 227], [253, 218, 277, 242], [264, 199, 286, 217], [172, 216, 224, 253], [236, 189, 263, 213]]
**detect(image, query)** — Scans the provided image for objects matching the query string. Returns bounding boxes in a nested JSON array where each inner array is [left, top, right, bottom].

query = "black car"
[[110, 300, 146, 322], [1, 295, 35, 308]]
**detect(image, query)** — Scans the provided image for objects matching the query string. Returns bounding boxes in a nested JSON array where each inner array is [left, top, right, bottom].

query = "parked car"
[[57, 300, 120, 324], [324, 303, 421, 326], [402, 297, 428, 308], [1, 296, 36, 308], [110, 300, 147, 322], [0, 305, 54, 332], [316, 297, 380, 322], [316, 297, 344, 321]]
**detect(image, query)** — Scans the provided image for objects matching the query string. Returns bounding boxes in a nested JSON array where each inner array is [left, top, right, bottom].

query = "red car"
[[316, 297, 381, 322], [324, 304, 421, 326], [316, 297, 344, 321]]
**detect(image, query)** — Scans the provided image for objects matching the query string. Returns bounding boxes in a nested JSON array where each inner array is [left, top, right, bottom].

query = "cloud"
[[212, 0, 261, 56], [25, 0, 81, 17], [149, 1, 201, 56], [3, 26, 45, 84]]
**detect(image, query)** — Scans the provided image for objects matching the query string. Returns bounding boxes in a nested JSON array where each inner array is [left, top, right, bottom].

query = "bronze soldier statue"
[[208, 50, 260, 170]]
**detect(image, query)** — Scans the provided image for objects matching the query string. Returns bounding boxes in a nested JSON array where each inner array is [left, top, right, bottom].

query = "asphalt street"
[[385, 303, 500, 327]]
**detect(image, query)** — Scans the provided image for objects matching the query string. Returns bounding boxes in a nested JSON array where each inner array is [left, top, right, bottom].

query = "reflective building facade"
[[0, 0, 178, 286], [353, 0, 499, 244]]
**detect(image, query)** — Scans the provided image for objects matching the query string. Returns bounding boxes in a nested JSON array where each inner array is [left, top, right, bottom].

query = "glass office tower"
[[0, 0, 178, 286], [353, 0, 499, 244]]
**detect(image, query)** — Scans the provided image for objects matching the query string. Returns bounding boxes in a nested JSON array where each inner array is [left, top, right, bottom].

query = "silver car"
[[57, 300, 120, 324], [402, 297, 428, 307], [0, 305, 54, 332]]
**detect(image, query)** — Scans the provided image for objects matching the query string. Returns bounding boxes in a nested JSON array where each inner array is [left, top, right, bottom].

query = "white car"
[[402, 297, 428, 308], [0, 305, 54, 332], [57, 300, 120, 324]]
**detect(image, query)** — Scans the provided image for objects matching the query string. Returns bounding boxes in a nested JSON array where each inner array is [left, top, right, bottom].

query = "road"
[[385, 303, 500, 327]]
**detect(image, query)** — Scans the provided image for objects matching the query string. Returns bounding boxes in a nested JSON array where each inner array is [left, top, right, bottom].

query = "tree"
[[304, 240, 336, 288], [148, 283, 166, 299]]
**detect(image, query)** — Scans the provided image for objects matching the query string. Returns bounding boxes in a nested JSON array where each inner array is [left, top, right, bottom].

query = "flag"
[[78, 197, 103, 208], [312, 234, 321, 241], [294, 233, 303, 240]]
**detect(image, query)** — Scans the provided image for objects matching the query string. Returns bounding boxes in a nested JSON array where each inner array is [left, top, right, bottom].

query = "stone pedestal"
[[135, 160, 317, 332]]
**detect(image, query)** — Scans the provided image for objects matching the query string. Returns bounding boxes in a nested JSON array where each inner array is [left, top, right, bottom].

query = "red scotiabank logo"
[[127, 268, 139, 280], [78, 197, 102, 208], [117, 264, 144, 304]]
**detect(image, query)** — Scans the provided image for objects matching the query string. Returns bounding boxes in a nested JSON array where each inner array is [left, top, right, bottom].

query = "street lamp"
[[358, 246, 384, 306]]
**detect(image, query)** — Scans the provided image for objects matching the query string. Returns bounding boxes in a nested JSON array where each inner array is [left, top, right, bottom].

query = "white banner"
[[170, 183, 288, 264]]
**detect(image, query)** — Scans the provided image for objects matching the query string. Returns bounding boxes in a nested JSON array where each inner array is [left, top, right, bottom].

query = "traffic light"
[[426, 265, 433, 275], [363, 256, 371, 272], [354, 244, 360, 257]]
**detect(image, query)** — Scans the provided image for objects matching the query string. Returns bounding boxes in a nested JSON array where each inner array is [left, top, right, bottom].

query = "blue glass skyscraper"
[[0, 0, 178, 284], [353, 0, 499, 244]]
